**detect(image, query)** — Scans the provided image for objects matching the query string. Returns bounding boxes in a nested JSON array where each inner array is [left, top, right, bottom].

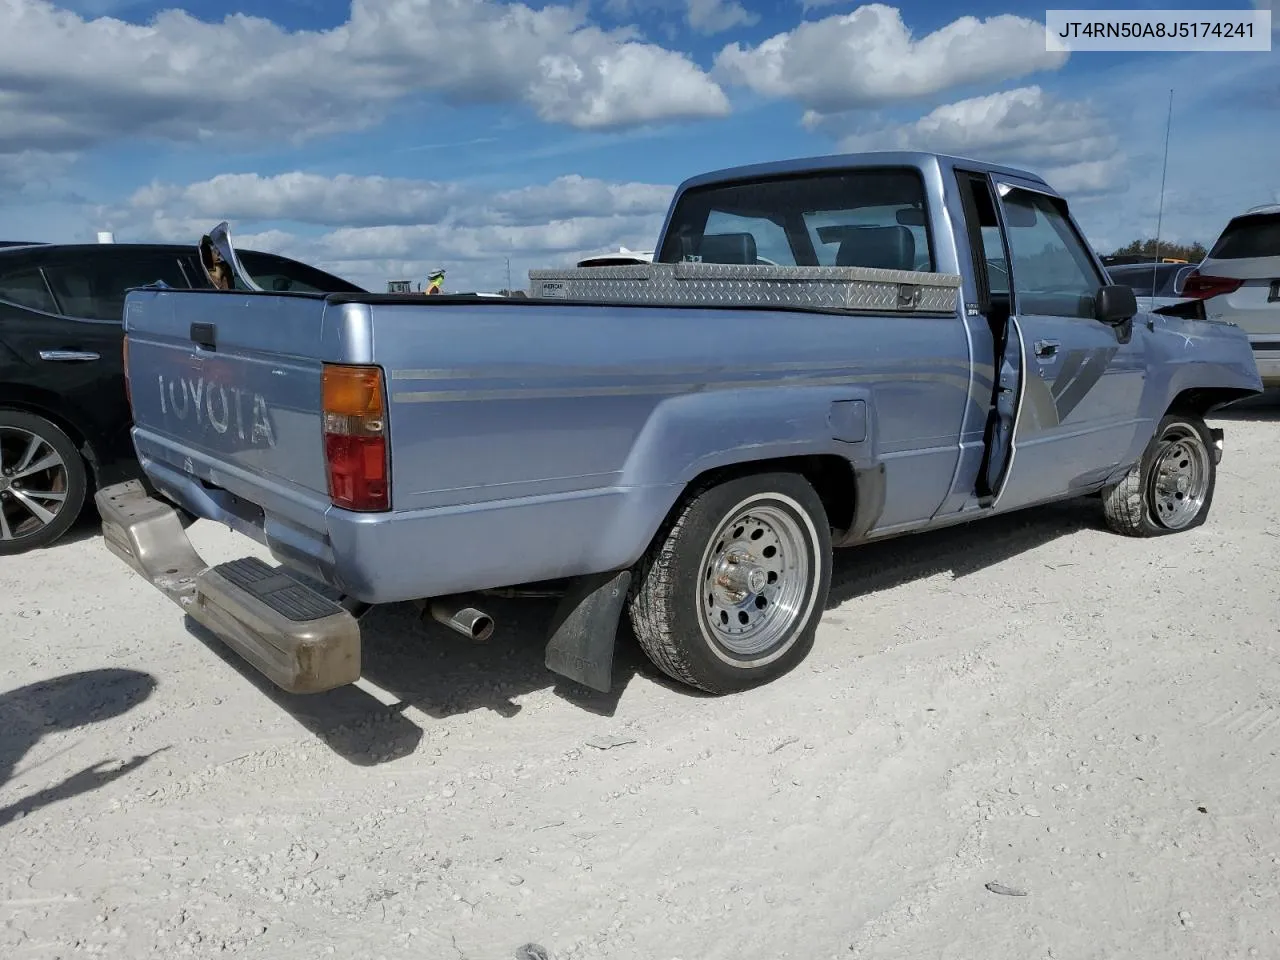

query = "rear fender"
[[546, 385, 879, 693], [617, 385, 877, 490]]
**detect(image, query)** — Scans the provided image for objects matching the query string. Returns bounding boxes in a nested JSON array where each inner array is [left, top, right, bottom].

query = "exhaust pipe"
[[426, 595, 495, 642]]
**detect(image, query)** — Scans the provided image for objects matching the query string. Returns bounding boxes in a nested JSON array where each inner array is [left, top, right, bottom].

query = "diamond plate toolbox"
[[527, 262, 961, 314]]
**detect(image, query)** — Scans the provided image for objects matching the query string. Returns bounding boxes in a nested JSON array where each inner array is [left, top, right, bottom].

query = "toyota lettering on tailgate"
[[157, 373, 276, 447]]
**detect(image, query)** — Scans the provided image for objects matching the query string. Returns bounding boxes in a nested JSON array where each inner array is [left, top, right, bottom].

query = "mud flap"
[[1209, 427, 1224, 464], [543, 570, 632, 693]]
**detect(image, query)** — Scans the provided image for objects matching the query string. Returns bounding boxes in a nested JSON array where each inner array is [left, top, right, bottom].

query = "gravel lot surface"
[[3, 400, 1279, 960]]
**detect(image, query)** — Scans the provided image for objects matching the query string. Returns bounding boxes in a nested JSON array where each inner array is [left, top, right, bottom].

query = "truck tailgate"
[[124, 289, 336, 501]]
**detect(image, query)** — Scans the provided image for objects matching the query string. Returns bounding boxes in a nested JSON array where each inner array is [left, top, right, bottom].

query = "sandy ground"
[[3, 400, 1279, 960]]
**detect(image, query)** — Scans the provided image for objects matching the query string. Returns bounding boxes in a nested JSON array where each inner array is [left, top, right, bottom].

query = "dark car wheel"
[[0, 410, 88, 555]]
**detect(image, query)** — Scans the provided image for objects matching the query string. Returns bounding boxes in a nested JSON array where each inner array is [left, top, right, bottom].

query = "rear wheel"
[[628, 472, 833, 694], [1102, 414, 1216, 537], [0, 410, 88, 555]]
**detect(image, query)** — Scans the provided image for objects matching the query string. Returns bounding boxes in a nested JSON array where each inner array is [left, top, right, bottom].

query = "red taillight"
[[321, 364, 389, 512], [1179, 271, 1244, 300]]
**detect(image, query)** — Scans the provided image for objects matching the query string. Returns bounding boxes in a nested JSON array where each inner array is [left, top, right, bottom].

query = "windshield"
[[657, 168, 934, 273]]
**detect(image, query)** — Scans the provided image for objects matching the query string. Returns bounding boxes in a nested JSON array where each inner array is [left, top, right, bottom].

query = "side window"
[[44, 255, 190, 322], [1000, 188, 1103, 320], [698, 211, 794, 265], [0, 268, 58, 313]]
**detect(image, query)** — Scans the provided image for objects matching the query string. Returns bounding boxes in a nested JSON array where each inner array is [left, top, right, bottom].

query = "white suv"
[[1181, 204, 1280, 385]]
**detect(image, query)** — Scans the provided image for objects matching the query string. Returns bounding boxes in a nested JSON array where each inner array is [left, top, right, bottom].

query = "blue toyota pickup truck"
[[95, 151, 1262, 698]]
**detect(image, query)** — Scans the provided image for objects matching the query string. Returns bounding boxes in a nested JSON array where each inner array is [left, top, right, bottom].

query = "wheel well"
[[681, 454, 857, 535], [1166, 387, 1258, 419], [0, 400, 98, 481]]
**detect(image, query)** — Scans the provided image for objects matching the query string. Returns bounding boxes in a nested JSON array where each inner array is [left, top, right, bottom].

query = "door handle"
[[190, 322, 217, 351], [39, 350, 100, 362], [1034, 339, 1059, 360]]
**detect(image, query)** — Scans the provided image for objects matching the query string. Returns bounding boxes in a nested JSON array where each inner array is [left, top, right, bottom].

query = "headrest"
[[835, 225, 916, 272], [699, 232, 758, 265]]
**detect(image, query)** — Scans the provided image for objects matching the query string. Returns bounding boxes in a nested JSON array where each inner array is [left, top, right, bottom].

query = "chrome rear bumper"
[[95, 480, 361, 694]]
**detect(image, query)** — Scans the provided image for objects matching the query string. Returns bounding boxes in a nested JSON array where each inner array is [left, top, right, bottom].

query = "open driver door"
[[955, 169, 1025, 508]]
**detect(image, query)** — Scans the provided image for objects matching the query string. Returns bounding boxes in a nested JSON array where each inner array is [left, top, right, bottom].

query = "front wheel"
[[1102, 414, 1217, 537], [628, 472, 833, 694]]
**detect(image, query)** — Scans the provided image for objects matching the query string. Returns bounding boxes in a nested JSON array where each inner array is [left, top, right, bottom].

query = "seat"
[[835, 225, 916, 272], [698, 232, 758, 265]]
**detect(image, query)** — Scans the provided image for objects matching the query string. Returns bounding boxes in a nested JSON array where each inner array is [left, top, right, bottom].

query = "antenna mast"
[[506, 257, 512, 294], [1151, 88, 1174, 292]]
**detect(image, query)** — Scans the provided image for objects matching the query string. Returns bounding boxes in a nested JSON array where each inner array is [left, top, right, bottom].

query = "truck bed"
[[121, 285, 986, 605]]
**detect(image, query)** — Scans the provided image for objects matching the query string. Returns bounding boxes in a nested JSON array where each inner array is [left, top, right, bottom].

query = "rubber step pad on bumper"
[[95, 480, 360, 694]]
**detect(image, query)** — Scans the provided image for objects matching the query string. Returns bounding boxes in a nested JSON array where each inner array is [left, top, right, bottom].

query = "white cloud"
[[0, 0, 729, 165], [101, 168, 676, 290], [127, 173, 468, 228], [315, 214, 665, 262], [714, 4, 1067, 115], [686, 0, 758, 34], [115, 171, 673, 229], [833, 86, 1126, 198], [0, 150, 77, 195]]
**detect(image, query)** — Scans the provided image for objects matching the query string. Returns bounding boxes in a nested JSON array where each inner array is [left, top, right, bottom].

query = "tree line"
[[1107, 238, 1208, 262]]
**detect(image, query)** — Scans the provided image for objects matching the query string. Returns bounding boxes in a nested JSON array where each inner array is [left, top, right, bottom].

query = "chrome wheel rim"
[[697, 499, 813, 661], [0, 428, 69, 542], [1148, 426, 1210, 530]]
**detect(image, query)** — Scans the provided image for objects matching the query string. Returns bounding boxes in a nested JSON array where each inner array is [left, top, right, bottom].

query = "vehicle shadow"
[[1211, 389, 1280, 422], [183, 499, 1102, 767], [826, 496, 1103, 608], [0, 668, 160, 828], [182, 599, 665, 768]]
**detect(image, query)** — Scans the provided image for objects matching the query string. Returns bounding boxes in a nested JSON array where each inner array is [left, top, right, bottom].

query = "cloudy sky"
[[3, 0, 1276, 291]]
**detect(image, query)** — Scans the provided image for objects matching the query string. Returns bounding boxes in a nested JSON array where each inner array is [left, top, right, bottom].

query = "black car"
[[1104, 261, 1195, 301], [0, 242, 365, 555]]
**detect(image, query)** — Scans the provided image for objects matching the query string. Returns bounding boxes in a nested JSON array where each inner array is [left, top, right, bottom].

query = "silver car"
[[1182, 204, 1280, 385]]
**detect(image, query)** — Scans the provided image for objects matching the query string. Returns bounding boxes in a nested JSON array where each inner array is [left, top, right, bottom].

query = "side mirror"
[[1095, 283, 1138, 325]]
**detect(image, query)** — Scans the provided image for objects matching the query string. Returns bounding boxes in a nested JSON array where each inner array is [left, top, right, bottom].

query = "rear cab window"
[[1207, 211, 1280, 260], [657, 168, 935, 273]]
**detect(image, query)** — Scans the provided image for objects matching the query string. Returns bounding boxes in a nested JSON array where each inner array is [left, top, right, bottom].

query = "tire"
[[628, 471, 833, 694], [1102, 413, 1217, 537], [0, 410, 89, 555]]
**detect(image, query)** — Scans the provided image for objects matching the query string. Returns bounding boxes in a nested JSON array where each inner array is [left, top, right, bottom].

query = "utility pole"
[[1151, 88, 1174, 290]]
